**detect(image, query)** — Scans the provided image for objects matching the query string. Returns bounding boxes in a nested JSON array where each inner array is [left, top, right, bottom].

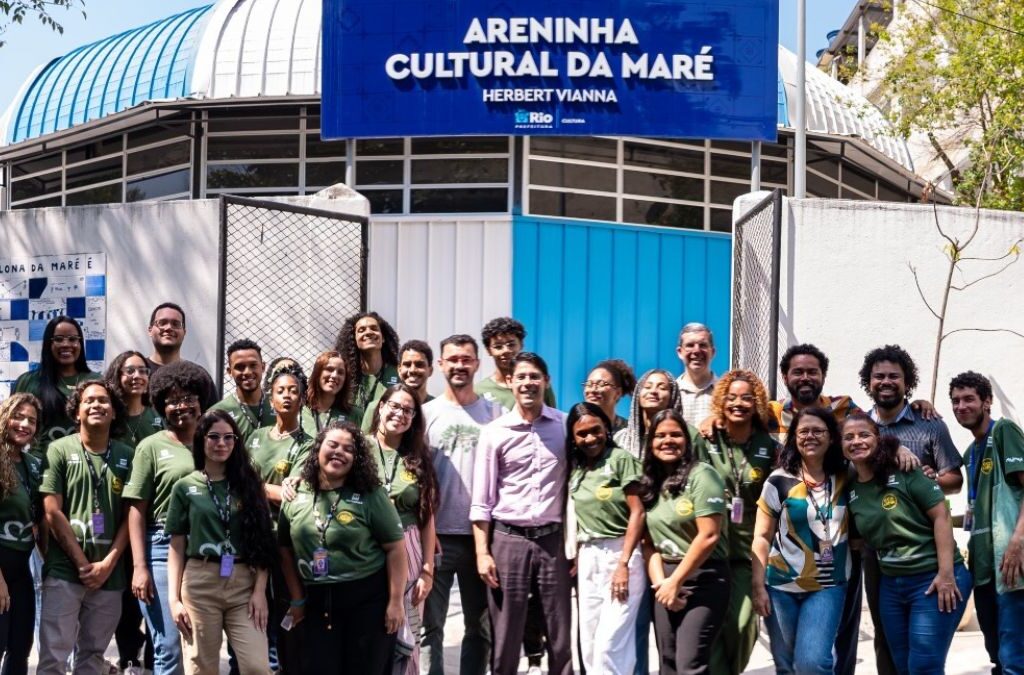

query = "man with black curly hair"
[[475, 317, 555, 412]]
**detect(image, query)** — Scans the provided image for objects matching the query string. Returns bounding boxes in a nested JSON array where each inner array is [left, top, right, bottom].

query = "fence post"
[[768, 188, 784, 399]]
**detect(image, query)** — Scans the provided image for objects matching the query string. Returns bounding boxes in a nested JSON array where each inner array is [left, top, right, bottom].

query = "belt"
[[188, 554, 246, 565], [494, 521, 561, 540]]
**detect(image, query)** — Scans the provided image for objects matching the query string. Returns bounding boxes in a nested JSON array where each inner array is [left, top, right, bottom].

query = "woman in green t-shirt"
[[334, 312, 402, 424], [640, 408, 730, 675], [367, 384, 438, 674], [841, 412, 971, 675], [279, 420, 407, 674], [106, 351, 163, 449], [165, 409, 276, 675], [582, 360, 636, 433], [301, 350, 353, 436], [567, 402, 645, 674], [0, 392, 44, 674]]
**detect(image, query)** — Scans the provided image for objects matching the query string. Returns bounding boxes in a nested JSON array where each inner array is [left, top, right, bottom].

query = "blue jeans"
[[974, 580, 1024, 675], [633, 586, 652, 675], [878, 564, 972, 675], [139, 527, 183, 675], [766, 585, 846, 675]]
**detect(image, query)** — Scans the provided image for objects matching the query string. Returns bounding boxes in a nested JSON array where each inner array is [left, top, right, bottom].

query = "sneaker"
[[526, 668, 542, 675]]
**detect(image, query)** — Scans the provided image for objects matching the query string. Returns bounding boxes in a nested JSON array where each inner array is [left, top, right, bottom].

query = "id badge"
[[730, 497, 745, 524], [92, 511, 105, 536], [219, 553, 235, 578], [819, 541, 834, 564], [964, 503, 974, 532], [312, 547, 329, 578]]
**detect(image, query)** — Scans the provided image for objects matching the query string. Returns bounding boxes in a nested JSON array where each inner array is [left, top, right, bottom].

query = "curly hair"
[[334, 312, 400, 385], [368, 384, 438, 526], [104, 350, 151, 407], [306, 351, 352, 415], [779, 407, 846, 477], [858, 344, 919, 395], [0, 393, 42, 500], [399, 340, 433, 364], [591, 359, 637, 393], [949, 370, 992, 401], [35, 316, 92, 432], [264, 361, 308, 403], [710, 369, 772, 430], [65, 379, 127, 438], [149, 360, 213, 414], [638, 409, 697, 507], [480, 317, 526, 349], [192, 410, 277, 570], [299, 420, 381, 494], [840, 412, 903, 486], [565, 402, 615, 471], [618, 369, 684, 459], [780, 343, 829, 377]]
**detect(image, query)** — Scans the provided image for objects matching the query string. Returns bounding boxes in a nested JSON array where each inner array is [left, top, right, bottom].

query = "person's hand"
[[653, 577, 680, 608], [477, 552, 499, 589], [76, 562, 95, 584], [926, 570, 963, 612], [281, 477, 301, 502], [0, 575, 9, 614], [1000, 533, 1024, 589], [249, 589, 269, 632], [698, 415, 723, 440], [611, 563, 629, 602], [132, 565, 155, 604], [895, 446, 922, 473], [569, 559, 578, 577], [80, 558, 114, 590], [384, 598, 405, 634], [752, 583, 772, 618], [411, 573, 433, 606], [911, 399, 942, 420], [172, 600, 193, 641], [922, 465, 938, 480], [285, 603, 305, 629]]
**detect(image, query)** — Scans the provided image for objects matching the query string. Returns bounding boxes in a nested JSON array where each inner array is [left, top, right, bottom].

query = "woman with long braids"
[[13, 315, 98, 452], [583, 359, 637, 433], [279, 421, 407, 674], [368, 384, 438, 674], [615, 369, 687, 460], [335, 312, 401, 425], [640, 408, 730, 675], [301, 350, 353, 437], [0, 393, 44, 674], [165, 410, 276, 674]]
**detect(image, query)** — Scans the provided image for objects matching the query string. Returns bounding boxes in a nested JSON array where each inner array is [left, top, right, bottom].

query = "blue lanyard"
[[968, 420, 995, 502]]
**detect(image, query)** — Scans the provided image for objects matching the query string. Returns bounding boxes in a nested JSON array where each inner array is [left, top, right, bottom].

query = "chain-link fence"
[[731, 189, 783, 398], [217, 196, 367, 395]]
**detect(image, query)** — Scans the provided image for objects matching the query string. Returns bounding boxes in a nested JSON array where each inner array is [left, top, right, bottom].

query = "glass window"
[[66, 184, 122, 206], [66, 157, 122, 190], [128, 123, 189, 149], [206, 163, 299, 189], [761, 159, 789, 185], [530, 136, 617, 163], [11, 153, 61, 178], [710, 140, 752, 153], [10, 171, 61, 202], [362, 189, 403, 214], [127, 140, 190, 175], [808, 152, 840, 179], [529, 190, 616, 221], [357, 138, 403, 156], [622, 199, 703, 230], [709, 208, 733, 232], [356, 160, 403, 185], [878, 181, 910, 203], [306, 136, 347, 159], [412, 137, 508, 154], [624, 142, 704, 174], [711, 153, 754, 180], [306, 162, 348, 188], [412, 158, 508, 184], [807, 172, 839, 198], [842, 163, 877, 197], [12, 196, 61, 209], [66, 137, 122, 164], [126, 169, 190, 202], [207, 136, 300, 160], [207, 107, 300, 132], [623, 170, 703, 202], [761, 141, 789, 158], [410, 188, 507, 213], [709, 180, 749, 206], [841, 187, 870, 200], [530, 160, 616, 192]]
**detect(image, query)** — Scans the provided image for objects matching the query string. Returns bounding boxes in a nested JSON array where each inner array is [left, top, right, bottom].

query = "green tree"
[[879, 0, 1024, 210], [0, 1, 86, 48]]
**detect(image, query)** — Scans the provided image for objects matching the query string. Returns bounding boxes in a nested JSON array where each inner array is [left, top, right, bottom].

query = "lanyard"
[[83, 442, 112, 513], [314, 488, 345, 546], [233, 393, 268, 431], [15, 461, 36, 521], [281, 428, 306, 464], [203, 471, 233, 550], [358, 371, 382, 413], [313, 407, 339, 433], [804, 476, 834, 539], [968, 420, 995, 502], [716, 431, 750, 497], [376, 439, 400, 491]]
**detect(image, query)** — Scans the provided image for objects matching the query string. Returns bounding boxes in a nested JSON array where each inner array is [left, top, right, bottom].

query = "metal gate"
[[216, 195, 367, 395], [730, 189, 783, 398]]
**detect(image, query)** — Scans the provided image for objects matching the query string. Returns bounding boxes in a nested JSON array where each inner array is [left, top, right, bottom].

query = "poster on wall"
[[0, 253, 107, 399], [322, 0, 780, 140]]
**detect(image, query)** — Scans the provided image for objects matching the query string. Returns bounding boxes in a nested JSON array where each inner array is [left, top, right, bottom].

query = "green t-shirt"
[[115, 407, 163, 449], [14, 370, 101, 451], [248, 427, 314, 486], [848, 467, 959, 576], [210, 393, 277, 443], [122, 433, 195, 526], [698, 429, 777, 561], [164, 472, 247, 558], [300, 405, 350, 438], [473, 376, 557, 411], [570, 446, 643, 543], [645, 462, 729, 562], [350, 365, 401, 428], [39, 434, 134, 590], [0, 453, 44, 551], [373, 444, 420, 529], [278, 483, 404, 583], [964, 418, 1024, 585]]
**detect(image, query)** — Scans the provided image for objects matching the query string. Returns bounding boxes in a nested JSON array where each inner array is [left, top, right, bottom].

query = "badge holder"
[[312, 548, 329, 578], [730, 497, 744, 524], [220, 551, 235, 578], [92, 511, 105, 536], [819, 541, 834, 564], [963, 502, 974, 532]]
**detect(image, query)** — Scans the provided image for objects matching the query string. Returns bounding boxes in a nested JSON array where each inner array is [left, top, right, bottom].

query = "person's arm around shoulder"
[[932, 421, 965, 495]]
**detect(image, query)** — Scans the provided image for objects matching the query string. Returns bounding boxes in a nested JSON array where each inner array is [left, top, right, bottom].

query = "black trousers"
[[834, 549, 864, 675], [301, 568, 396, 675], [863, 548, 898, 675], [0, 547, 34, 675], [653, 559, 731, 675], [114, 547, 151, 669]]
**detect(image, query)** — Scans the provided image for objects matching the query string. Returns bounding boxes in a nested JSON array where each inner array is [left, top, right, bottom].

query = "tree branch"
[[907, 263, 941, 319], [950, 255, 1022, 291], [943, 327, 1024, 342]]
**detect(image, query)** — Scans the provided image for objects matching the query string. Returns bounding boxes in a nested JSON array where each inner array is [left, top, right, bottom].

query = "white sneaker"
[[527, 666, 542, 675]]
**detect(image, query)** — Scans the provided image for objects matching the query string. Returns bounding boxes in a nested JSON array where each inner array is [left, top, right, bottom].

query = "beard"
[[788, 383, 822, 406]]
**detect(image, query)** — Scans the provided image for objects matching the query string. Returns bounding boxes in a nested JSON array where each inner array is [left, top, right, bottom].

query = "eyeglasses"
[[166, 395, 200, 408], [121, 366, 151, 376], [52, 336, 82, 345], [384, 400, 416, 418], [153, 319, 184, 330], [795, 428, 828, 438], [206, 433, 238, 444], [583, 380, 616, 391]]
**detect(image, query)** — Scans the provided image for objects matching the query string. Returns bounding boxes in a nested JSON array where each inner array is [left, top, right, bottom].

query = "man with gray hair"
[[675, 322, 718, 425]]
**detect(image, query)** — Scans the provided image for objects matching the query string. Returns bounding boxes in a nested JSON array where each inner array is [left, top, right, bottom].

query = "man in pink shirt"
[[470, 352, 571, 675]]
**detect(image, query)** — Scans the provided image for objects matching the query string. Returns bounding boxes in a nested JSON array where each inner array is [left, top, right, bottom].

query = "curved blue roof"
[[7, 4, 212, 144]]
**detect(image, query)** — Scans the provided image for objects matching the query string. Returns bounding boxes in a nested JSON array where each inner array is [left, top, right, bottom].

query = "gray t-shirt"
[[423, 395, 505, 535]]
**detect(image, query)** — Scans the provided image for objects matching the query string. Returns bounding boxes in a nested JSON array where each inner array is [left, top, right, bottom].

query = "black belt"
[[188, 554, 246, 565], [494, 521, 561, 540]]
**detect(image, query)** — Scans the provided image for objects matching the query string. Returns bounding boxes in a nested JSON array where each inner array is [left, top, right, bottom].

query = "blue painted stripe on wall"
[[512, 216, 732, 415]]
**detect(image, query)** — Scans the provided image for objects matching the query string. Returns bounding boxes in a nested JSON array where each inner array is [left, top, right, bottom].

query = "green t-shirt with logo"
[[115, 407, 163, 449], [14, 370, 101, 452], [248, 427, 314, 486], [848, 467, 960, 576], [350, 365, 402, 429], [122, 433, 195, 526], [300, 406, 350, 439], [645, 462, 729, 563], [374, 445, 420, 529], [278, 483, 404, 583], [210, 394, 277, 443], [39, 434, 134, 590], [698, 429, 776, 561], [0, 454, 44, 551], [164, 472, 247, 558], [570, 446, 643, 543], [473, 377, 556, 412], [964, 418, 1024, 585]]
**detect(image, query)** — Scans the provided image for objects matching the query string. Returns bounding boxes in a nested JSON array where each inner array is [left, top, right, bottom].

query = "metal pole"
[[858, 13, 866, 65], [750, 141, 762, 191], [795, 0, 807, 198]]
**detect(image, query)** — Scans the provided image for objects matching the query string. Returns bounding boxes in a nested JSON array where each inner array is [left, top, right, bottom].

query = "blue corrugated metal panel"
[[8, 5, 212, 144], [512, 216, 732, 413]]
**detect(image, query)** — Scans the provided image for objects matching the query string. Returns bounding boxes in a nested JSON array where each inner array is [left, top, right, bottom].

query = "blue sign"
[[322, 0, 780, 141]]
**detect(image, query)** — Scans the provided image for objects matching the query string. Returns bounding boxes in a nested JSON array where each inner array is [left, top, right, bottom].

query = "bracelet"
[[289, 597, 306, 607], [420, 569, 434, 579]]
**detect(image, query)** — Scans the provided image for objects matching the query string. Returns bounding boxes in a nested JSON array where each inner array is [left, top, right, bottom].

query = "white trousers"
[[577, 536, 646, 675]]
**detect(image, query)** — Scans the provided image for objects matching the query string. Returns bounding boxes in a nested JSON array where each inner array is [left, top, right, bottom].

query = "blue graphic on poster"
[[0, 253, 107, 399]]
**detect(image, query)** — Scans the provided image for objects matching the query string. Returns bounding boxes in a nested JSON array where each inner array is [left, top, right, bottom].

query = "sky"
[[0, 0, 856, 117]]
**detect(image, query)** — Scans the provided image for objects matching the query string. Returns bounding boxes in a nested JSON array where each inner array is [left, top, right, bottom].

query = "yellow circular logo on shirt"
[[882, 493, 898, 510], [595, 485, 613, 501], [111, 476, 123, 494], [749, 467, 764, 482], [675, 498, 695, 517], [400, 469, 416, 484], [981, 458, 994, 475], [274, 460, 291, 476], [336, 511, 354, 525]]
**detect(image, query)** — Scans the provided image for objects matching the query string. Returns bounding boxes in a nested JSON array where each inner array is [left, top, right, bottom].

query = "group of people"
[[0, 305, 1021, 675]]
